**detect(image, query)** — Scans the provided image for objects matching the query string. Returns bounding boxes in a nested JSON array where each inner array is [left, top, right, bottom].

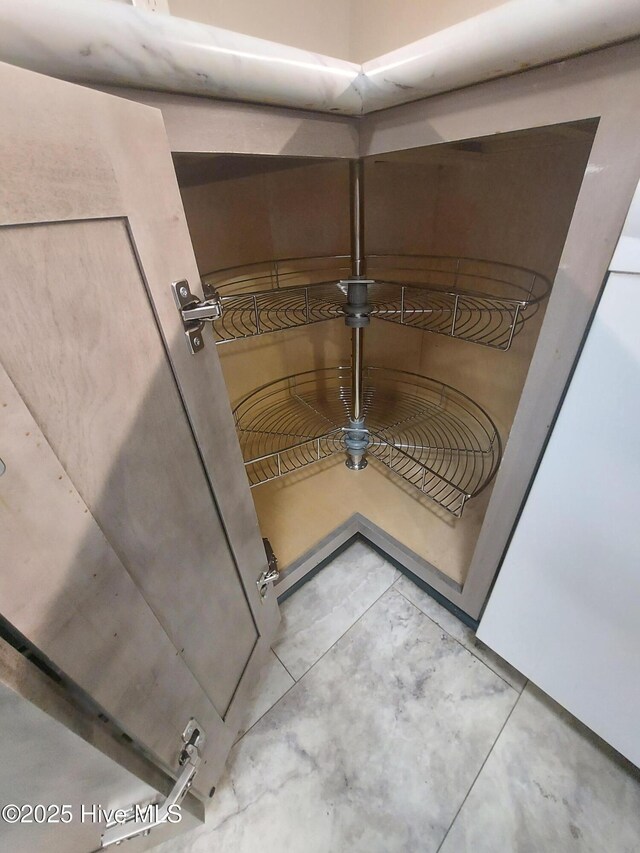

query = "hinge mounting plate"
[[257, 538, 280, 600], [100, 718, 206, 848], [172, 279, 222, 354]]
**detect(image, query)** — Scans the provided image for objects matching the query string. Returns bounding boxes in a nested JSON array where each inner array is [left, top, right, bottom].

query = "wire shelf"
[[203, 254, 550, 350], [368, 255, 549, 350], [204, 255, 350, 343], [233, 367, 501, 517]]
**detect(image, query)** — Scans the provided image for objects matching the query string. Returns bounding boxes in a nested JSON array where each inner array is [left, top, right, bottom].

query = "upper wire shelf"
[[233, 366, 501, 517], [203, 254, 550, 350]]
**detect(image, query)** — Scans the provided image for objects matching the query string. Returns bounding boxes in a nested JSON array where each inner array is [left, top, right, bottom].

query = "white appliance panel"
[[478, 270, 640, 766]]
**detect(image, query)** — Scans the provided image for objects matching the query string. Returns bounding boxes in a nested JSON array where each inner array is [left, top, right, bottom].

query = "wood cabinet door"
[[0, 61, 279, 798]]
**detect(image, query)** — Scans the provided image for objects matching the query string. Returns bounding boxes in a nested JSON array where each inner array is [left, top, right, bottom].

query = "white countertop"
[[1, 0, 639, 115]]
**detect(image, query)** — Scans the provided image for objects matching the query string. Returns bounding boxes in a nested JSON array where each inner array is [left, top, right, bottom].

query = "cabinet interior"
[[174, 119, 596, 587]]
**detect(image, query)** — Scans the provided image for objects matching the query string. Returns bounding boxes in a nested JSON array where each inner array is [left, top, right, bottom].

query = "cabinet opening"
[[173, 117, 597, 589]]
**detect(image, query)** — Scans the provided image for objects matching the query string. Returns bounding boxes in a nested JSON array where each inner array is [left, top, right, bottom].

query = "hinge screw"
[[179, 285, 189, 299]]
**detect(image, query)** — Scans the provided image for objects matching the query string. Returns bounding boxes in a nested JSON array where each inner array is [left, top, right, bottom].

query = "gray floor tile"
[[158, 588, 517, 853], [395, 574, 526, 692], [439, 683, 640, 853], [272, 540, 399, 680], [235, 650, 294, 741]]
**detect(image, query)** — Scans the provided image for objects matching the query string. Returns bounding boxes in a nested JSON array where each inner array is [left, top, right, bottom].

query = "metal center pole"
[[344, 159, 370, 470], [351, 326, 363, 422], [350, 159, 365, 422], [350, 158, 365, 279]]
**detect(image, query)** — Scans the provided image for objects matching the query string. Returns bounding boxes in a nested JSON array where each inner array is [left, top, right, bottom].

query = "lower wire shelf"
[[233, 367, 502, 517]]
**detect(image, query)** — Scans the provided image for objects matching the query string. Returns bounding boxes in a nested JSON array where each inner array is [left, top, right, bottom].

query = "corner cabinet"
[[0, 61, 279, 804], [3, 37, 640, 849]]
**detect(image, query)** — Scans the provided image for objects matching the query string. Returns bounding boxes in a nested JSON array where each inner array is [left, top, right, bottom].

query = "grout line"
[[271, 647, 295, 681], [393, 581, 520, 693], [282, 570, 399, 683], [234, 666, 299, 745], [236, 568, 398, 745], [276, 555, 400, 682], [435, 689, 523, 853]]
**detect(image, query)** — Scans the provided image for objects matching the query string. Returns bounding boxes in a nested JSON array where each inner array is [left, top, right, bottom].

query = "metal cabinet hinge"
[[100, 718, 206, 848], [257, 538, 279, 600], [172, 279, 223, 354]]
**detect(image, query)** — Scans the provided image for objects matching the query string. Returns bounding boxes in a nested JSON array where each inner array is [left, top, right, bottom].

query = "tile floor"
[[157, 540, 640, 853]]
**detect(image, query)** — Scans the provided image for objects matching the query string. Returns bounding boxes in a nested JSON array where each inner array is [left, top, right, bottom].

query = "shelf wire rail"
[[233, 366, 501, 517], [204, 254, 550, 350]]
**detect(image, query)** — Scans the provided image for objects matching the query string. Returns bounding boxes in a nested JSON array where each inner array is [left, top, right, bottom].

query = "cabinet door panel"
[[0, 61, 279, 793], [0, 217, 257, 718], [0, 365, 226, 788]]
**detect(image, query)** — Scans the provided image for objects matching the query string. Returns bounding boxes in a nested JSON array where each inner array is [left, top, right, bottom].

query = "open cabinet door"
[[0, 61, 279, 802]]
